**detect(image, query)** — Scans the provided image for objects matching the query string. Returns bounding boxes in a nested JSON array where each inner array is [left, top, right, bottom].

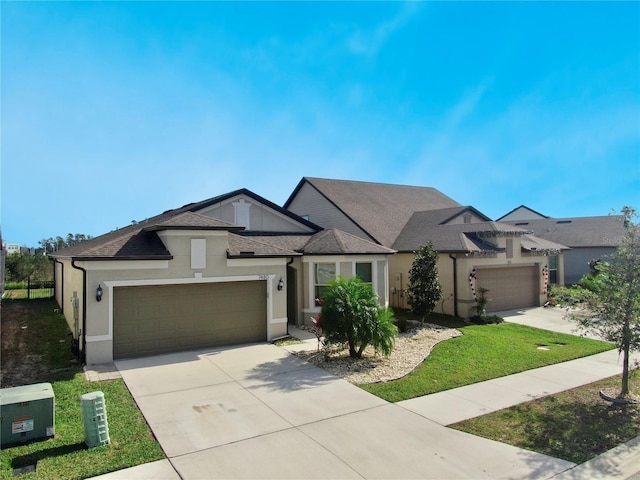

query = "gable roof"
[[284, 177, 461, 247], [501, 216, 626, 248], [51, 189, 321, 261], [496, 205, 549, 221]]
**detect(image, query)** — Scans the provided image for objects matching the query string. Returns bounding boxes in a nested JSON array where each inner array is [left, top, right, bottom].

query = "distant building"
[[5, 244, 21, 255]]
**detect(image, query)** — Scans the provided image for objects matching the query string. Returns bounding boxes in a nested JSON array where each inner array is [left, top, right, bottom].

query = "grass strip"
[[450, 373, 640, 464], [361, 316, 613, 402]]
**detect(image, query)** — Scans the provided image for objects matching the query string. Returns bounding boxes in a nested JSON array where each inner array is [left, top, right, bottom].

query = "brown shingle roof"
[[144, 212, 243, 231], [502, 216, 625, 247], [227, 234, 302, 258], [301, 229, 396, 255], [245, 231, 395, 255], [393, 213, 567, 253], [286, 177, 461, 247]]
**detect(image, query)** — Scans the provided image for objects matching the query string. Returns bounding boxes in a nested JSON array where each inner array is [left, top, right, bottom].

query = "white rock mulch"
[[292, 324, 462, 384]]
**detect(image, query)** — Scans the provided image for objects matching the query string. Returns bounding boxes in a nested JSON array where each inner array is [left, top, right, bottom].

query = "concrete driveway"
[[115, 341, 574, 479]]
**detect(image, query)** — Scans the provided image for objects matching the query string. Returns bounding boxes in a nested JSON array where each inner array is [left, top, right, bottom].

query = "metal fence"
[[26, 279, 55, 299], [3, 280, 55, 300]]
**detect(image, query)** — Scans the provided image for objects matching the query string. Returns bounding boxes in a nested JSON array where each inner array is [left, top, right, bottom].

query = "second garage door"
[[475, 266, 539, 312], [113, 281, 267, 359]]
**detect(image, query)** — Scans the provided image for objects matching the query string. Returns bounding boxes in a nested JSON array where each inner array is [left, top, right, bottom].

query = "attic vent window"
[[233, 199, 251, 229], [556, 220, 572, 224], [463, 213, 472, 224], [515, 222, 529, 226]]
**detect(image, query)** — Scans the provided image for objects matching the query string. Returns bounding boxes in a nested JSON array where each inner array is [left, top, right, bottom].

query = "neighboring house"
[[50, 189, 394, 365], [285, 178, 567, 318], [4, 244, 21, 256], [498, 206, 626, 285]]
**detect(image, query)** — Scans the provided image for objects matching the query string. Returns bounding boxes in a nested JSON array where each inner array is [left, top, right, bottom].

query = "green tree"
[[407, 242, 443, 322], [572, 207, 640, 398], [5, 253, 52, 282], [320, 276, 398, 358], [39, 233, 92, 253]]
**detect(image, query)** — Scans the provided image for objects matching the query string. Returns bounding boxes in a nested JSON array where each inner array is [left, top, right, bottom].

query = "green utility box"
[[0, 383, 55, 448], [80, 391, 110, 448]]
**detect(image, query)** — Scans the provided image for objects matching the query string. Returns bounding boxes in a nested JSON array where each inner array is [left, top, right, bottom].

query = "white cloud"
[[346, 3, 420, 57]]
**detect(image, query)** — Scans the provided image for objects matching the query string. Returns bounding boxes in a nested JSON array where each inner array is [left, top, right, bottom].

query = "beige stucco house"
[[51, 189, 393, 365], [285, 178, 568, 318]]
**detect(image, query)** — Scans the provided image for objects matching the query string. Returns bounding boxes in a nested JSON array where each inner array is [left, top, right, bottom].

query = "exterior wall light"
[[277, 277, 284, 291], [96, 284, 103, 302]]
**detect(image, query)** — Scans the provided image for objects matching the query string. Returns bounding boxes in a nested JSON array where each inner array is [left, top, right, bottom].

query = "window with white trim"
[[315, 263, 336, 304], [355, 262, 372, 284], [548, 255, 558, 284]]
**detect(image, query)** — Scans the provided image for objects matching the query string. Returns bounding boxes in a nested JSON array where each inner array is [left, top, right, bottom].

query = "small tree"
[[320, 276, 398, 358], [407, 242, 443, 322], [571, 207, 640, 398]]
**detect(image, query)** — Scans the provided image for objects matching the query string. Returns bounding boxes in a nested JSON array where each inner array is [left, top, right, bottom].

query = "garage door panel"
[[476, 267, 538, 312], [114, 281, 267, 359]]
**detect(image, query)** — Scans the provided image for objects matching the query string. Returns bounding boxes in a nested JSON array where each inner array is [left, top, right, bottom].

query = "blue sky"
[[2, 1, 639, 247]]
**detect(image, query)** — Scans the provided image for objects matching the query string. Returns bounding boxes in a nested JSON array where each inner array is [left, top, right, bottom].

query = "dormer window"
[[233, 199, 251, 229]]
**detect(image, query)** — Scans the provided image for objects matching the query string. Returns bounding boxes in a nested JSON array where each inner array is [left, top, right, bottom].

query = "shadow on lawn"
[[11, 441, 87, 470], [515, 394, 640, 473]]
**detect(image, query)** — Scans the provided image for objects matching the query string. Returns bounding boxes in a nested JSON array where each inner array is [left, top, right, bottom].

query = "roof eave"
[[65, 255, 174, 261]]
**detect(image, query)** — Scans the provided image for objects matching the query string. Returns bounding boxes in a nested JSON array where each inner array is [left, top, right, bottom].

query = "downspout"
[[286, 257, 294, 335], [71, 260, 87, 364], [53, 258, 64, 315], [449, 254, 458, 317]]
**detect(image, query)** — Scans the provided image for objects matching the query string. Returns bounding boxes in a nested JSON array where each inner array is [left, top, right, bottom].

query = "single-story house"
[[50, 189, 394, 365], [284, 178, 568, 318], [498, 205, 626, 285]]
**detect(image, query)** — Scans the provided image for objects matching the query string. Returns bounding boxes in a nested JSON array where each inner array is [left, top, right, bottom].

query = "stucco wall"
[[287, 183, 374, 241], [57, 230, 289, 365], [563, 247, 615, 285], [389, 239, 555, 318], [198, 196, 314, 233]]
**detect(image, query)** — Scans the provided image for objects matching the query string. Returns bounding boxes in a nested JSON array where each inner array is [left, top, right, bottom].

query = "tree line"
[[4, 233, 92, 284]]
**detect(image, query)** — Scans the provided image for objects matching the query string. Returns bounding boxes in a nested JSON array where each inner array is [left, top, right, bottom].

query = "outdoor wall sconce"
[[96, 284, 103, 302], [277, 277, 284, 291]]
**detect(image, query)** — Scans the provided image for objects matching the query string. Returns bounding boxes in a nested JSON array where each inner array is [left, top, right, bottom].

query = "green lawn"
[[361, 313, 614, 402], [0, 300, 164, 479], [450, 372, 640, 464]]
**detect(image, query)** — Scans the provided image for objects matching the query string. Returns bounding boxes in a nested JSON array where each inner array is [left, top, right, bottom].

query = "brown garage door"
[[475, 266, 539, 312], [113, 281, 267, 359]]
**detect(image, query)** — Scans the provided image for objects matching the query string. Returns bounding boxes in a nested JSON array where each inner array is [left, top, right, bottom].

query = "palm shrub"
[[320, 276, 398, 358]]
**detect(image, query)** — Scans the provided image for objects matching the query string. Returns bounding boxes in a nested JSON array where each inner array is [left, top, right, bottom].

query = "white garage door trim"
[[86, 274, 278, 345]]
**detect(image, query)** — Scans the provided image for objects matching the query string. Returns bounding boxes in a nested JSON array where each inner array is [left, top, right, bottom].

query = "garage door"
[[113, 281, 267, 359], [475, 266, 539, 312]]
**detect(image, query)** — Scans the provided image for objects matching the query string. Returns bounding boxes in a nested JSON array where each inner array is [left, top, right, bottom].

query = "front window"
[[548, 256, 558, 284], [315, 263, 336, 303], [356, 262, 372, 284]]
